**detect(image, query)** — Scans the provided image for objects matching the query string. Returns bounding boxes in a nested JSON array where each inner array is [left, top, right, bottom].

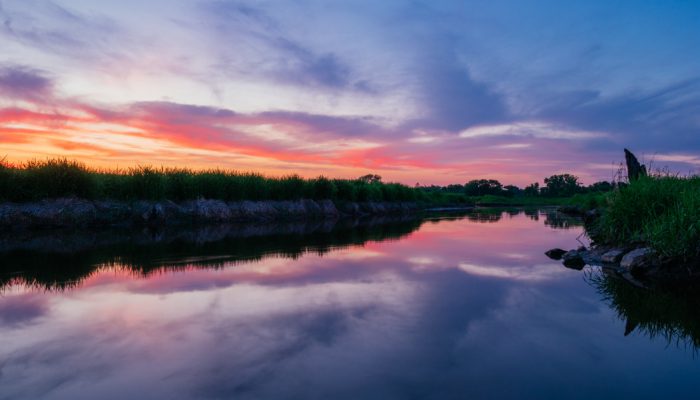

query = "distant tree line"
[[420, 174, 616, 198]]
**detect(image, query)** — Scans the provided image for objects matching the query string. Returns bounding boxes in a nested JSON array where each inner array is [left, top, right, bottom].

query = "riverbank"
[[548, 174, 700, 287], [0, 197, 435, 230]]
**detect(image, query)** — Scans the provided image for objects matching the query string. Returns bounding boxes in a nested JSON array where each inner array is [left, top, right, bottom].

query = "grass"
[[591, 176, 700, 260], [564, 191, 609, 210], [0, 158, 441, 204], [0, 157, 630, 212]]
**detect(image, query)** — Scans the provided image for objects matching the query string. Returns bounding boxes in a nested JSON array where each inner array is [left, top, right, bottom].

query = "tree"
[[588, 181, 613, 192], [444, 184, 465, 193], [358, 174, 382, 184], [503, 185, 522, 198], [542, 174, 582, 197], [464, 179, 503, 196], [524, 182, 539, 197]]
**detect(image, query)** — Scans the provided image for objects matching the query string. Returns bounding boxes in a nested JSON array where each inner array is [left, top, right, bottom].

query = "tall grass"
[[592, 176, 700, 260], [0, 158, 430, 203]]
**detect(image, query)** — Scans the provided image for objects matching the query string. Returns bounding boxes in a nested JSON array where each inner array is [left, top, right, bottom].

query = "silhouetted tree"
[[588, 181, 614, 192], [524, 182, 540, 197], [503, 185, 521, 198], [464, 179, 503, 196], [358, 174, 382, 184], [542, 174, 582, 197], [444, 184, 465, 193]]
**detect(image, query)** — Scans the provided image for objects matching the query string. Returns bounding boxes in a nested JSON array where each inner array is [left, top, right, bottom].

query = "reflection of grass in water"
[[587, 269, 700, 351], [542, 210, 583, 230], [1, 208, 581, 292], [0, 219, 425, 292]]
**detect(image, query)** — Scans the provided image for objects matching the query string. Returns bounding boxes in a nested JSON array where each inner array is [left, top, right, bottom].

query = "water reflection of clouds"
[[0, 293, 49, 327], [6, 212, 698, 399], [457, 262, 569, 282], [1, 277, 420, 399]]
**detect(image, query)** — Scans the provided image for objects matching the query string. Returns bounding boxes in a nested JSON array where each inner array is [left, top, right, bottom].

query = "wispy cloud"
[[0, 65, 53, 102]]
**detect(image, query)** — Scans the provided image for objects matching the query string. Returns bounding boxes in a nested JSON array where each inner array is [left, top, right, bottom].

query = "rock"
[[192, 199, 231, 221], [272, 201, 306, 218], [620, 247, 654, 273], [317, 199, 339, 217], [239, 201, 276, 220], [141, 203, 165, 223], [601, 249, 626, 263], [338, 202, 361, 216], [24, 198, 97, 227], [94, 200, 132, 225], [301, 199, 322, 215], [624, 148, 647, 182], [545, 248, 567, 260], [562, 250, 585, 270]]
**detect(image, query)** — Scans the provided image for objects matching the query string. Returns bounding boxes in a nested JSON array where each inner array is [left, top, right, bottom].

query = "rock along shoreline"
[[0, 197, 435, 230], [546, 216, 699, 288]]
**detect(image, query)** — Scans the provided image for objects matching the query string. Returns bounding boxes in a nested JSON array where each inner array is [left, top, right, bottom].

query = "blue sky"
[[1, 0, 699, 184]]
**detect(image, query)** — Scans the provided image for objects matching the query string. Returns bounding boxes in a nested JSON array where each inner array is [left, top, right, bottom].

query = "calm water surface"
[[1, 209, 700, 399]]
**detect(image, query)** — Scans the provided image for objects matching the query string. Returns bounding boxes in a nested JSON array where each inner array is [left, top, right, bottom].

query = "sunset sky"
[[1, 0, 699, 185]]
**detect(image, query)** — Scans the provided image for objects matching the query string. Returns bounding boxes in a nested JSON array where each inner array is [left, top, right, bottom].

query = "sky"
[[0, 0, 699, 186]]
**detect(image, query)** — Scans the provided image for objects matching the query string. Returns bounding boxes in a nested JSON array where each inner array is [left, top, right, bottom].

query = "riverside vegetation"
[[0, 158, 616, 229], [549, 150, 700, 287], [0, 158, 613, 205]]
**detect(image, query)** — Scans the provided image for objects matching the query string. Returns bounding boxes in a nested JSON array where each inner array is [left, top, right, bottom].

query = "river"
[[1, 209, 699, 399]]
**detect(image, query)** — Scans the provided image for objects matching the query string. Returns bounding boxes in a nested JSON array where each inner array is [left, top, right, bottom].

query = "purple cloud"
[[0, 65, 53, 101]]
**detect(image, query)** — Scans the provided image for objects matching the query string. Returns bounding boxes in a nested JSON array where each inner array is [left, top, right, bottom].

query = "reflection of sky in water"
[[1, 212, 700, 399]]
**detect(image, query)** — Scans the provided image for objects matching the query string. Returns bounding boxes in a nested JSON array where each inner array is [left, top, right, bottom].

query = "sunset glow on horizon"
[[1, 1, 699, 186]]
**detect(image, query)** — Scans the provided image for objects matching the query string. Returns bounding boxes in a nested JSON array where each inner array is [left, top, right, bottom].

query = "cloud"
[[0, 293, 49, 326], [199, 1, 367, 92], [535, 78, 700, 152], [0, 0, 125, 59], [458, 121, 607, 140], [0, 65, 53, 101], [414, 48, 509, 131]]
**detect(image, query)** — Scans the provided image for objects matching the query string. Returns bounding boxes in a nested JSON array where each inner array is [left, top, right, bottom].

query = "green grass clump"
[[592, 176, 700, 260], [566, 192, 609, 210], [0, 158, 96, 201]]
